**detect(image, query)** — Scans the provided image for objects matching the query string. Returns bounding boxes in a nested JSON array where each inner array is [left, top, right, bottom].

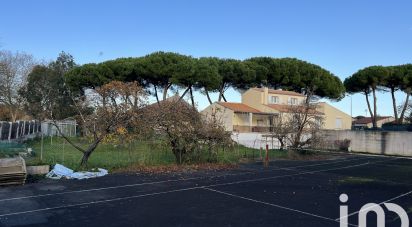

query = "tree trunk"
[[390, 87, 398, 122], [399, 92, 410, 124], [372, 88, 378, 129], [80, 151, 92, 167], [279, 138, 285, 150], [221, 93, 227, 102], [364, 92, 374, 125], [174, 150, 183, 165], [7, 105, 17, 122], [218, 84, 225, 102], [218, 90, 223, 102], [179, 87, 190, 101], [163, 83, 171, 100], [189, 86, 195, 107], [80, 138, 102, 166], [154, 85, 160, 104], [205, 89, 213, 104], [11, 112, 17, 123], [294, 113, 308, 148]]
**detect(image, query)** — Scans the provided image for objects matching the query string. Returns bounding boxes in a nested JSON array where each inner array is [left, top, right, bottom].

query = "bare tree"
[[0, 50, 35, 121], [270, 115, 291, 150], [200, 108, 233, 161], [287, 104, 324, 149], [145, 98, 232, 164], [48, 81, 147, 166], [270, 103, 324, 150]]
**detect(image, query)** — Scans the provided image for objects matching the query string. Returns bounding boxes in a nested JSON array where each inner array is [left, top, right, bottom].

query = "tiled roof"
[[353, 116, 392, 124], [145, 95, 190, 109], [217, 102, 261, 113], [253, 88, 305, 97], [266, 104, 324, 115]]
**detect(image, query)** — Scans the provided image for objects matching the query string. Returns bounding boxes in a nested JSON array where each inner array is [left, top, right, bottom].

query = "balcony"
[[233, 125, 272, 133]]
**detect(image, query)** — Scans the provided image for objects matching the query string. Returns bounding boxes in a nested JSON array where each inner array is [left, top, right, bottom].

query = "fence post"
[[8, 122, 12, 141], [40, 132, 44, 161], [22, 121, 25, 135], [15, 121, 19, 139], [27, 121, 31, 135]]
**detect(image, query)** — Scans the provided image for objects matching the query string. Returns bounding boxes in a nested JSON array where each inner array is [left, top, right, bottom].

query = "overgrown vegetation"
[[23, 137, 287, 171], [145, 98, 233, 164], [5, 51, 350, 167], [269, 104, 324, 151]]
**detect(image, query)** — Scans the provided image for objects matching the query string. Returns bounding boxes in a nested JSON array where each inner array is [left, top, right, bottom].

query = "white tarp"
[[46, 164, 108, 180]]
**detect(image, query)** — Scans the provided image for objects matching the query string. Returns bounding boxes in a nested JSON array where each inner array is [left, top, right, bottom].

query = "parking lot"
[[0, 152, 411, 227]]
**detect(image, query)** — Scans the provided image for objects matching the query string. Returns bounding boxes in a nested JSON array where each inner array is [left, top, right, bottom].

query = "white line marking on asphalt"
[[334, 151, 412, 160], [0, 161, 373, 218], [206, 162, 370, 188], [0, 187, 200, 218], [203, 187, 357, 227], [0, 156, 370, 202]]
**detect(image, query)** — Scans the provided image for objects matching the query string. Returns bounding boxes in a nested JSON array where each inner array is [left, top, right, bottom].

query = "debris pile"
[[46, 164, 108, 180], [0, 157, 27, 186]]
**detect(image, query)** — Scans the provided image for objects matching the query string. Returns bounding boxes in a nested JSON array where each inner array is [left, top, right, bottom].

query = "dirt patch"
[[338, 176, 375, 185], [113, 163, 238, 174], [282, 151, 333, 161]]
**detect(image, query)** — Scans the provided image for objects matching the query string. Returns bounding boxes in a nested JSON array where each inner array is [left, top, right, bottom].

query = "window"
[[270, 96, 279, 104], [335, 118, 342, 129], [289, 98, 298, 105]]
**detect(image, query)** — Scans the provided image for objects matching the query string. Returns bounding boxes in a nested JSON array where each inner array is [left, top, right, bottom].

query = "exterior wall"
[[266, 93, 305, 105], [233, 113, 249, 126], [241, 89, 266, 110], [317, 102, 352, 130], [252, 114, 271, 126], [320, 130, 412, 156], [201, 103, 234, 131], [232, 113, 273, 133], [233, 113, 272, 127], [241, 89, 280, 114], [203, 88, 352, 132]]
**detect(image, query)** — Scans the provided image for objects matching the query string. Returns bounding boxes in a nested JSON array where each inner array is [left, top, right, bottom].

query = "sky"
[[1, 0, 411, 117]]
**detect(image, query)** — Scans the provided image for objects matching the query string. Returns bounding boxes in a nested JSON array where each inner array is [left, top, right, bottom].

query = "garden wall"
[[320, 130, 412, 157]]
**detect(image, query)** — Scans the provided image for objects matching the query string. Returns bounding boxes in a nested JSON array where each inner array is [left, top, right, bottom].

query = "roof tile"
[[217, 102, 261, 113]]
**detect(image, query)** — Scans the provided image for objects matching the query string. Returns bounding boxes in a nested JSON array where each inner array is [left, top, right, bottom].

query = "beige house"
[[201, 87, 352, 132], [352, 116, 395, 129]]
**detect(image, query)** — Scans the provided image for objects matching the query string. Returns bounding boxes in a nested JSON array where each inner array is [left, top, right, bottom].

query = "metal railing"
[[233, 125, 272, 133]]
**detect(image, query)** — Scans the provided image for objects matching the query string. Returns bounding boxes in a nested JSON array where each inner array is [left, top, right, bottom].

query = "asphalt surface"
[[0, 153, 411, 227]]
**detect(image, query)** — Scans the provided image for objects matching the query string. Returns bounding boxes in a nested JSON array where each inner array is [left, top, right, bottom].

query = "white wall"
[[320, 130, 412, 156], [231, 132, 281, 149]]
